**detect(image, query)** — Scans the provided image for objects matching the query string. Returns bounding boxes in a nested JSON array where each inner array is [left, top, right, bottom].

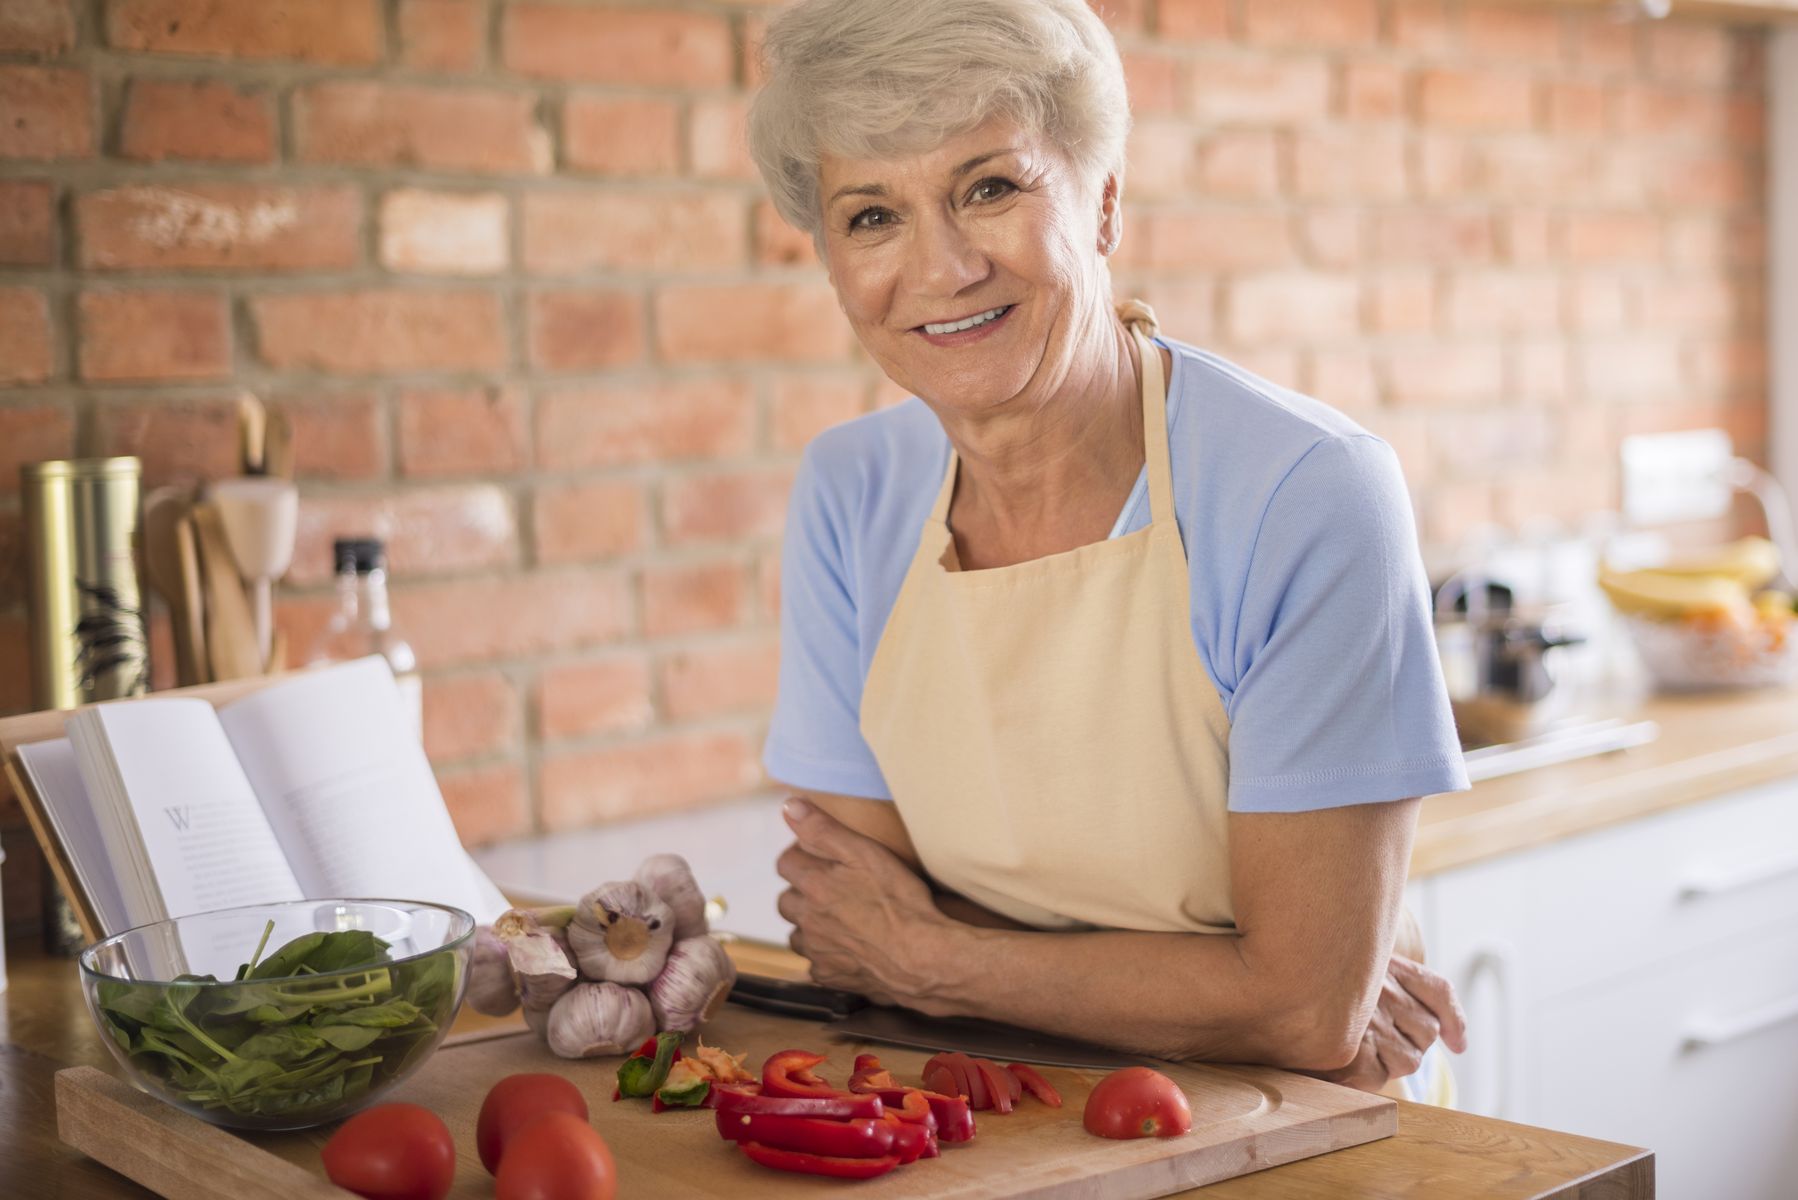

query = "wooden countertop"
[[1415, 686, 1798, 877], [3, 941, 1649, 1198]]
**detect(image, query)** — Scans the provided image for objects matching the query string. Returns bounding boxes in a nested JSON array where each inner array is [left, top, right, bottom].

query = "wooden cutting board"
[[57, 1004, 1394, 1199]]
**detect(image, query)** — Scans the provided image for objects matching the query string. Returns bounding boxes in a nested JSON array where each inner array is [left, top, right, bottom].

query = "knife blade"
[[727, 973, 1158, 1070]]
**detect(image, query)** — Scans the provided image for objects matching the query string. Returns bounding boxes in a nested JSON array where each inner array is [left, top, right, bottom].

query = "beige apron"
[[859, 303, 1236, 935]]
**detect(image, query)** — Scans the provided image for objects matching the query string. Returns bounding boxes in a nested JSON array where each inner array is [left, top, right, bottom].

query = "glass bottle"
[[307, 537, 422, 734]]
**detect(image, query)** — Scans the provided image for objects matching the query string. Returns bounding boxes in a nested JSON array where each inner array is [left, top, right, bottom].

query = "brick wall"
[[0, 1, 1771, 924]]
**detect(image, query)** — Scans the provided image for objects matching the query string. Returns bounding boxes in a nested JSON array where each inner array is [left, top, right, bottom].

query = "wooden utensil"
[[174, 514, 210, 683], [207, 477, 298, 666], [189, 502, 264, 680], [264, 410, 294, 481], [237, 391, 267, 477], [139, 488, 200, 686]]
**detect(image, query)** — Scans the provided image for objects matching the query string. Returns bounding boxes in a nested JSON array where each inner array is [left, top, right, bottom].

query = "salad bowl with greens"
[[79, 899, 473, 1131]]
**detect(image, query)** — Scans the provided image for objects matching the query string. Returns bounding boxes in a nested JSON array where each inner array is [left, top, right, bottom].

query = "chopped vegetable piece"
[[880, 1113, 931, 1163], [656, 1059, 712, 1108], [713, 1087, 884, 1121], [617, 1031, 684, 1098], [760, 1048, 840, 1100], [1006, 1063, 1063, 1108], [1083, 1066, 1193, 1140], [693, 1039, 754, 1084], [973, 1059, 1014, 1115], [738, 1141, 902, 1180], [715, 1111, 896, 1158], [848, 1053, 898, 1094]]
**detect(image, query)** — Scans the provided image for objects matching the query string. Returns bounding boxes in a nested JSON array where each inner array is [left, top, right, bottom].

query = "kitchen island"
[[1, 939, 1648, 1198]]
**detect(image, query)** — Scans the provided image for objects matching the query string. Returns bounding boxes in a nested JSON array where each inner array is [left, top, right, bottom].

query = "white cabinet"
[[1415, 779, 1798, 1200]]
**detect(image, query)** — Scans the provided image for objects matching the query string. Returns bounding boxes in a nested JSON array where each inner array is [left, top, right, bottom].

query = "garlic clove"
[[648, 935, 738, 1033], [546, 981, 654, 1059], [635, 853, 710, 941], [467, 926, 521, 1017], [568, 881, 674, 985]]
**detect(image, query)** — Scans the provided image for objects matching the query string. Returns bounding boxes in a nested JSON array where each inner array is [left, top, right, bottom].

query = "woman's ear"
[[1097, 172, 1123, 256]]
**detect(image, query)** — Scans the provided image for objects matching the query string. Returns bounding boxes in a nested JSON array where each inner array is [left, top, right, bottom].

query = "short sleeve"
[[763, 448, 894, 800], [1224, 435, 1469, 812]]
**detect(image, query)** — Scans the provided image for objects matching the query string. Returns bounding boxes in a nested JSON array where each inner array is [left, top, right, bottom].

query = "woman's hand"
[[775, 798, 952, 1009], [1313, 955, 1468, 1093]]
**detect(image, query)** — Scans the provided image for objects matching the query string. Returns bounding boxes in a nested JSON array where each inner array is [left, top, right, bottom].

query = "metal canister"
[[20, 457, 150, 708]]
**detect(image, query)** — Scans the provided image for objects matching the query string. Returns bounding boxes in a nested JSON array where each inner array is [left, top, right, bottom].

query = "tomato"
[[1082, 1067, 1193, 1140], [493, 1112, 617, 1200], [477, 1073, 591, 1175], [321, 1103, 455, 1200], [1006, 1062, 1064, 1108]]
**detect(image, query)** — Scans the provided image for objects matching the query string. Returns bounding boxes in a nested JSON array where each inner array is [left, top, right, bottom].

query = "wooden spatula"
[[140, 487, 200, 686], [189, 502, 265, 680]]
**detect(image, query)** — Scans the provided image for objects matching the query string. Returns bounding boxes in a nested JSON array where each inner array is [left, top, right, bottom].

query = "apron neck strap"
[[927, 300, 1172, 526]]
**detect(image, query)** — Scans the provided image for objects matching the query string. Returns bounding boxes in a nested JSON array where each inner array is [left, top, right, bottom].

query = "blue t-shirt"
[[765, 337, 1470, 813]]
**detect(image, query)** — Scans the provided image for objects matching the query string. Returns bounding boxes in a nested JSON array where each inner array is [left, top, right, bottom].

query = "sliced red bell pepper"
[[716, 1111, 895, 1158], [923, 1063, 958, 1099], [915, 1090, 975, 1143], [761, 1049, 840, 1100], [703, 1081, 759, 1110], [714, 1087, 884, 1121], [880, 1113, 928, 1164], [876, 1089, 934, 1126], [738, 1141, 902, 1180], [972, 1058, 1014, 1114], [848, 1052, 898, 1094], [1006, 1062, 1063, 1108]]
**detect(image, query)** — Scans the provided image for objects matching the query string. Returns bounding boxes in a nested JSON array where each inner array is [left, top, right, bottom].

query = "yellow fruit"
[[1598, 565, 1750, 621], [1656, 536, 1782, 589], [1753, 589, 1795, 621]]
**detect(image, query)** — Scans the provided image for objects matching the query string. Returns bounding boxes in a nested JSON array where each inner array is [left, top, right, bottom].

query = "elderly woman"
[[750, 0, 1470, 1097]]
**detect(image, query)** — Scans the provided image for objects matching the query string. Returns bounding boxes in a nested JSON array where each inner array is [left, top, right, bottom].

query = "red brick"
[[1610, 85, 1732, 142], [1515, 343, 1570, 404], [1121, 52, 1182, 116], [1652, 151, 1756, 209], [0, 290, 52, 386], [1383, 346, 1504, 407], [0, 181, 54, 266], [1089, 0, 1147, 35], [1139, 210, 1293, 271], [0, 66, 91, 159], [1369, 273, 1436, 334], [1195, 131, 1281, 198], [563, 95, 680, 176], [537, 655, 654, 740], [1243, 0, 1376, 47], [1419, 69, 1536, 132], [294, 81, 550, 175], [438, 763, 530, 846], [0, 509, 22, 611], [0, 404, 74, 492], [397, 0, 486, 72], [536, 379, 755, 471], [1566, 276, 1630, 333], [1374, 210, 1494, 264], [119, 79, 274, 164], [690, 97, 755, 182], [1291, 129, 1406, 200], [655, 283, 850, 364], [398, 385, 527, 478], [503, 4, 732, 87], [528, 290, 645, 372], [1156, 0, 1227, 40], [1190, 58, 1331, 124], [1500, 209, 1554, 265], [1577, 340, 1684, 401], [1461, 5, 1566, 66], [771, 372, 866, 452], [1226, 274, 1359, 344], [522, 191, 744, 275], [288, 484, 517, 586], [661, 467, 795, 546], [1299, 209, 1364, 269], [0, 614, 30, 714], [1547, 82, 1606, 136], [754, 200, 815, 267], [1638, 278, 1744, 332], [251, 289, 508, 375], [422, 671, 519, 764], [533, 480, 647, 564], [1560, 213, 1661, 264], [539, 730, 762, 829], [0, 1, 74, 56], [78, 183, 360, 272], [1569, 17, 1640, 76], [78, 289, 228, 383], [272, 391, 387, 482], [1388, 1, 1456, 54], [93, 396, 240, 486], [1643, 22, 1738, 85], [1417, 480, 1495, 548], [757, 549, 781, 623], [1124, 121, 1193, 201], [1306, 350, 1381, 412], [641, 560, 751, 637], [394, 571, 633, 669], [106, 0, 382, 65], [379, 189, 508, 276], [660, 637, 780, 722], [1131, 281, 1216, 343], [1342, 61, 1407, 122], [1688, 339, 1767, 397], [1444, 273, 1562, 335]]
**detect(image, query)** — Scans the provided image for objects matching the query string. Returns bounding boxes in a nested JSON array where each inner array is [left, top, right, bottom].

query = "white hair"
[[748, 0, 1131, 238]]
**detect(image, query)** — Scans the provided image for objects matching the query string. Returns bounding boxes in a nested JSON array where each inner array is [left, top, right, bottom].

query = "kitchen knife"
[[728, 973, 1160, 1070]]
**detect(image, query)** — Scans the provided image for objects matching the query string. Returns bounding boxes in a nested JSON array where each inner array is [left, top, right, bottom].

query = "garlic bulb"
[[648, 936, 738, 1033], [635, 853, 709, 941], [546, 982, 654, 1059], [566, 881, 674, 985], [493, 907, 578, 1012], [467, 926, 520, 1017]]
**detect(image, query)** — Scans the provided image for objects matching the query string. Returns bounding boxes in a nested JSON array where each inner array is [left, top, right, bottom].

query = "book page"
[[14, 738, 135, 936], [218, 657, 508, 924], [72, 700, 304, 923]]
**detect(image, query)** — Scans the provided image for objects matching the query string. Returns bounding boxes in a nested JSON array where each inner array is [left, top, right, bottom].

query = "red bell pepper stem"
[[716, 1111, 896, 1158], [713, 1088, 884, 1121], [738, 1141, 902, 1180]]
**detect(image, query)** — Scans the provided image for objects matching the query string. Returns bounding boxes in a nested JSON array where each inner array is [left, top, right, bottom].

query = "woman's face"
[[816, 118, 1117, 418]]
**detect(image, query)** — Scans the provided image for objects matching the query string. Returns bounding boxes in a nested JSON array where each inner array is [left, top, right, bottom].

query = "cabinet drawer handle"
[[1683, 993, 1798, 1051], [1677, 856, 1798, 901]]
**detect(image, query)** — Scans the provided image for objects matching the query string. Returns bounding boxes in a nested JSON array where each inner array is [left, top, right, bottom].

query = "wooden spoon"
[[139, 487, 200, 686], [189, 501, 265, 680], [173, 514, 210, 684]]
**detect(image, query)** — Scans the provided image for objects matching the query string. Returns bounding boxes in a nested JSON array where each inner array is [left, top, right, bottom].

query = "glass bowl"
[[1622, 612, 1798, 691], [79, 899, 473, 1131]]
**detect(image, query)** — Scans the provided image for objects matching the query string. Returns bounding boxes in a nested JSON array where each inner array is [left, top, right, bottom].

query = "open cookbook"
[[8, 656, 509, 937]]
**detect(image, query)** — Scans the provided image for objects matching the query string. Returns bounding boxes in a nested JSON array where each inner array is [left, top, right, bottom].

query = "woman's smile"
[[915, 303, 1017, 347]]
